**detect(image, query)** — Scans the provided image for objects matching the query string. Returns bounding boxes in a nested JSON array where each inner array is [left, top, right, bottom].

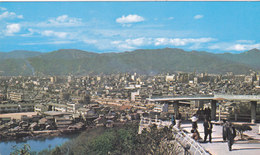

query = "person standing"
[[171, 114, 176, 126], [191, 114, 201, 141], [175, 113, 182, 129], [222, 119, 227, 142], [203, 118, 213, 143], [224, 121, 236, 151], [191, 114, 198, 130]]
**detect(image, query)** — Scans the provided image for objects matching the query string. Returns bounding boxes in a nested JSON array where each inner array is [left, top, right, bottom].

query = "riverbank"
[[0, 127, 85, 142], [0, 133, 79, 155]]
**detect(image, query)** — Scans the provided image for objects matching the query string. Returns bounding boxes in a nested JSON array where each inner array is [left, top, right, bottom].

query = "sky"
[[0, 2, 260, 53]]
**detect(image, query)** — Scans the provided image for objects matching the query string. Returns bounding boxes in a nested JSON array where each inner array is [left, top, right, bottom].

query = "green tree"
[[233, 124, 252, 139], [51, 147, 62, 155], [11, 144, 31, 155]]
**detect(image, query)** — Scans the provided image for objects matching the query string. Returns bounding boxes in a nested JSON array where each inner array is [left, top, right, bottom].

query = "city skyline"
[[0, 2, 260, 53]]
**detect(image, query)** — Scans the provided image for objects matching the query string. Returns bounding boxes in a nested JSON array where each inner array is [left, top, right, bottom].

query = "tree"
[[11, 144, 31, 155], [51, 147, 62, 155], [233, 124, 252, 139]]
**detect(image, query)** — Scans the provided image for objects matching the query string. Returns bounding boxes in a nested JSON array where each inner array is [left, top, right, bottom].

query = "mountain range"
[[0, 48, 260, 76]]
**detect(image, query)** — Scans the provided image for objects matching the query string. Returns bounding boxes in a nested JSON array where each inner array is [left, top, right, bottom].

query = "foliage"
[[233, 124, 252, 139], [38, 123, 175, 155], [10, 144, 32, 155]]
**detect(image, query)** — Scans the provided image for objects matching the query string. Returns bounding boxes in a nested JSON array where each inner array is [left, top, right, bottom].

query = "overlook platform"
[[147, 94, 260, 102], [182, 122, 260, 155], [147, 94, 260, 123]]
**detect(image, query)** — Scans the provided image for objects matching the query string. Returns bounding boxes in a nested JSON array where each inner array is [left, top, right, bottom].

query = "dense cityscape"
[[1, 72, 259, 141]]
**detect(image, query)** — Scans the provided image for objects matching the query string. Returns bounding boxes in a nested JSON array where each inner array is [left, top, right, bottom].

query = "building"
[[67, 103, 81, 113], [8, 92, 24, 102]]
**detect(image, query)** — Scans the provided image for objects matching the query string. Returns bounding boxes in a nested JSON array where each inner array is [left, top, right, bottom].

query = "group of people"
[[191, 114, 212, 143], [191, 114, 237, 151], [196, 108, 211, 119]]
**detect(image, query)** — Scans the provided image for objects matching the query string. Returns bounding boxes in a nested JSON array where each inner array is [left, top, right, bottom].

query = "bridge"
[[147, 94, 260, 123]]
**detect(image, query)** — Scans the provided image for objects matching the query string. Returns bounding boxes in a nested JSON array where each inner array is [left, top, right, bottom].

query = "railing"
[[172, 126, 209, 155], [139, 117, 209, 155]]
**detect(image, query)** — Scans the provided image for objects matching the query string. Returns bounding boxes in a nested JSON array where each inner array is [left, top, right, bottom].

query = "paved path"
[[182, 122, 260, 155]]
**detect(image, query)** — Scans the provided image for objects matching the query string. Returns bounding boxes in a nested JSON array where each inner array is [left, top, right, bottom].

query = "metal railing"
[[138, 117, 209, 155], [172, 126, 209, 155]]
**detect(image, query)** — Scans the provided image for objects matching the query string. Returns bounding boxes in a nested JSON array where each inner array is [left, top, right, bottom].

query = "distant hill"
[[0, 50, 42, 76], [216, 48, 260, 69], [0, 50, 42, 59], [0, 48, 259, 76]]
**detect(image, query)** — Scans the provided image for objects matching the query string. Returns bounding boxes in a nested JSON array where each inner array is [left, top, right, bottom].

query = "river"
[[0, 134, 79, 155]]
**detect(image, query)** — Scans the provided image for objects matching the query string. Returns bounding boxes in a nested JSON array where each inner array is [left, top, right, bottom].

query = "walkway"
[[182, 122, 260, 155]]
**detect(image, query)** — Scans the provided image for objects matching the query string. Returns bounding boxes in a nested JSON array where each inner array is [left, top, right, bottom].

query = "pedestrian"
[[203, 118, 213, 143], [191, 114, 201, 141], [171, 114, 176, 126], [224, 121, 236, 151], [175, 113, 182, 129], [191, 114, 198, 131], [205, 108, 211, 120], [222, 119, 227, 142]]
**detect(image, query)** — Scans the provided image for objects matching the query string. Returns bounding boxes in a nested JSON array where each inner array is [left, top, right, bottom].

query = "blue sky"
[[0, 2, 260, 53]]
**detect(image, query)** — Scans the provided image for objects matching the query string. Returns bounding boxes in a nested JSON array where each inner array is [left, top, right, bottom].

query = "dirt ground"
[[0, 112, 38, 120]]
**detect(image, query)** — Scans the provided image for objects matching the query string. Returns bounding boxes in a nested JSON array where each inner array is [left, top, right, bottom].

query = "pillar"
[[199, 100, 204, 109], [211, 100, 216, 121], [251, 101, 257, 124], [174, 101, 179, 119]]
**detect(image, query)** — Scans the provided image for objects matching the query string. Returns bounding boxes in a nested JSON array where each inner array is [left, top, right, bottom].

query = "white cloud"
[[20, 28, 35, 37], [49, 14, 81, 24], [83, 39, 97, 44], [154, 37, 214, 46], [116, 14, 144, 26], [20, 40, 76, 45], [41, 30, 68, 39], [208, 41, 260, 51], [0, 7, 7, 11], [125, 38, 152, 46], [226, 44, 260, 51], [236, 40, 255, 44], [4, 23, 21, 36], [208, 44, 221, 50], [117, 44, 135, 50], [0, 11, 23, 20], [112, 38, 152, 48], [111, 37, 215, 51], [168, 17, 174, 20], [194, 14, 203, 20], [111, 40, 137, 51], [37, 15, 82, 27]]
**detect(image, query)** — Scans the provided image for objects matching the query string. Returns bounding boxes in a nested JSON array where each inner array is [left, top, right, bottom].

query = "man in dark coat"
[[223, 121, 236, 151], [171, 114, 176, 126], [203, 118, 213, 143], [222, 119, 227, 142]]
